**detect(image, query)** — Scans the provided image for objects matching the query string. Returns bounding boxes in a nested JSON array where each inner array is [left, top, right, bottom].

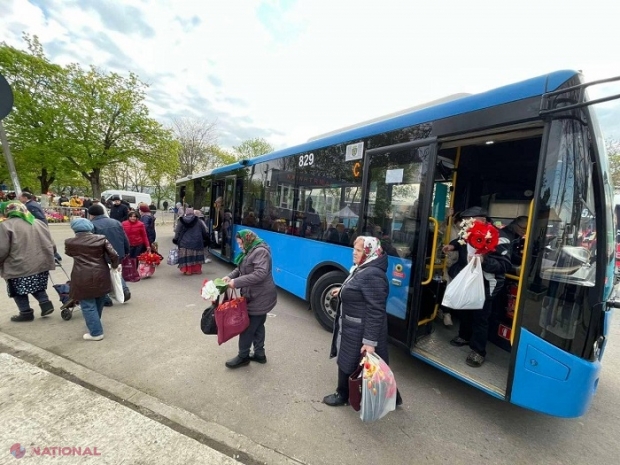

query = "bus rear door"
[[361, 138, 439, 347]]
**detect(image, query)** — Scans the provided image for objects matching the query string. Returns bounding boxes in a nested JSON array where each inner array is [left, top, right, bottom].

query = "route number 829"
[[299, 153, 314, 167]]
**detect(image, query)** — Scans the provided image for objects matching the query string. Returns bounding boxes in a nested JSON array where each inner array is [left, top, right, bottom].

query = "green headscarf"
[[1, 201, 35, 224], [234, 229, 264, 265]]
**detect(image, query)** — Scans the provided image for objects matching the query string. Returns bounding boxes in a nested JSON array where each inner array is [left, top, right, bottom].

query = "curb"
[[0, 332, 304, 465]]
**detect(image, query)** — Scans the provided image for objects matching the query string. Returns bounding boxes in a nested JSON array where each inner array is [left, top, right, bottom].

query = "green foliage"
[[607, 139, 620, 188], [233, 137, 274, 160]]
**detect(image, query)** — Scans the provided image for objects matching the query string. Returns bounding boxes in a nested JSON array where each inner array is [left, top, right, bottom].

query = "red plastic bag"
[[214, 290, 249, 345], [121, 256, 141, 283]]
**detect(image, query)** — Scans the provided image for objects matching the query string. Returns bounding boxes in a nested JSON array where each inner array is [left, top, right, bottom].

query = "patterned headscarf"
[[1, 201, 35, 224], [350, 236, 383, 272], [234, 229, 264, 265]]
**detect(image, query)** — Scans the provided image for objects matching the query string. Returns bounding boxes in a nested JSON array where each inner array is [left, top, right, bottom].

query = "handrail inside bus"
[[421, 217, 440, 286]]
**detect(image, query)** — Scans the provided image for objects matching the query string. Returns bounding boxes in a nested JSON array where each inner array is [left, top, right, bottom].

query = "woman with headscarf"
[[323, 236, 402, 407], [0, 201, 57, 321], [221, 229, 277, 368], [173, 207, 209, 275], [65, 218, 119, 341], [138, 203, 156, 245]]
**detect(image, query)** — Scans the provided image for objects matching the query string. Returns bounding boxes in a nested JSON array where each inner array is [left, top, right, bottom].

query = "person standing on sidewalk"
[[221, 229, 277, 368], [0, 201, 56, 321], [89, 204, 132, 302], [65, 218, 119, 341]]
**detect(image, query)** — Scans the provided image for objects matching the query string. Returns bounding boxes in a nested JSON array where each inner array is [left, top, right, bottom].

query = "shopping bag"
[[138, 262, 156, 278], [441, 255, 485, 310], [200, 303, 218, 335], [109, 266, 125, 304], [360, 352, 397, 422], [214, 289, 249, 345], [348, 358, 364, 412], [121, 256, 141, 283], [167, 248, 179, 266]]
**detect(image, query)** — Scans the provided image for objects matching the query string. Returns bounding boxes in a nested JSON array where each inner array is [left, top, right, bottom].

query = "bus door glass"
[[222, 176, 236, 260], [362, 139, 438, 344]]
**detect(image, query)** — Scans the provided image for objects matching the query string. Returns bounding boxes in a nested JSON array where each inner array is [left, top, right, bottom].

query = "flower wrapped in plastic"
[[201, 279, 221, 303], [137, 252, 162, 266], [457, 219, 499, 255], [360, 352, 397, 422]]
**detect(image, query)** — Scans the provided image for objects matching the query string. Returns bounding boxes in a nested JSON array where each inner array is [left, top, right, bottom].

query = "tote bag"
[[441, 255, 485, 310], [214, 290, 249, 345], [121, 256, 141, 283]]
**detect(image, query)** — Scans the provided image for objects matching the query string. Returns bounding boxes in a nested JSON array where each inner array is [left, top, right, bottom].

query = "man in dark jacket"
[[19, 192, 47, 224], [442, 206, 512, 367], [89, 204, 131, 301], [109, 195, 129, 222]]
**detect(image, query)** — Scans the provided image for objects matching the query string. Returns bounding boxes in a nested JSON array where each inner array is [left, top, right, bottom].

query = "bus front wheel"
[[310, 271, 347, 332]]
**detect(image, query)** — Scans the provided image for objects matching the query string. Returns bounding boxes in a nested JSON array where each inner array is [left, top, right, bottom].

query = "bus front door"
[[221, 176, 237, 261], [361, 138, 438, 347]]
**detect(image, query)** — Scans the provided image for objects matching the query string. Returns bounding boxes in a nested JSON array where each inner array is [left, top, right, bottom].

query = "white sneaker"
[[83, 333, 104, 341], [205, 258, 212, 264], [443, 314, 453, 327]]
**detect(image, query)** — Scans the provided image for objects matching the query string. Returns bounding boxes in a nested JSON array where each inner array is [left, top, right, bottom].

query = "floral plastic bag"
[[360, 352, 397, 422], [167, 248, 179, 266], [441, 255, 485, 310]]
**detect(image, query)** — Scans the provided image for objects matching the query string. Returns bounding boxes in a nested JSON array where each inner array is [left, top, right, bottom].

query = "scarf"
[[234, 229, 264, 265], [1, 201, 35, 224], [349, 236, 383, 273]]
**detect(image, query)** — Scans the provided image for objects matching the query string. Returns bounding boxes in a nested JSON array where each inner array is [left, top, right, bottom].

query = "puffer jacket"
[[330, 253, 389, 375], [227, 243, 277, 315], [0, 217, 56, 279], [65, 233, 119, 301], [174, 216, 208, 251]]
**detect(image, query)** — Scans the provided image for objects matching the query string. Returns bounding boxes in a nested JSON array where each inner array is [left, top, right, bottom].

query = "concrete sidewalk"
[[0, 334, 298, 465]]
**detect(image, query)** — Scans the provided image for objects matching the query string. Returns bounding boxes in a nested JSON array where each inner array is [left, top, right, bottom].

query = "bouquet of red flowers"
[[457, 219, 499, 255], [137, 252, 162, 266]]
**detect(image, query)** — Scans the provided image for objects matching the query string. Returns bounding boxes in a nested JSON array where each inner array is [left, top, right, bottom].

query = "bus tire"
[[310, 270, 347, 332]]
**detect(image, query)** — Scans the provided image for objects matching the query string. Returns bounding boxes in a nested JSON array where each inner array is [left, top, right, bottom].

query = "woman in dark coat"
[[174, 208, 209, 275], [65, 218, 119, 341], [323, 236, 401, 407], [222, 229, 277, 368], [138, 203, 156, 244]]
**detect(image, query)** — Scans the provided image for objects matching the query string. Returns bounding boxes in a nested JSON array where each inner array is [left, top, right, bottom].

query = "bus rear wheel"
[[310, 271, 347, 332]]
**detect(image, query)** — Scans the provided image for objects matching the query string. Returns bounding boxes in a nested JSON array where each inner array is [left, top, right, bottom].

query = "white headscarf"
[[349, 236, 383, 273]]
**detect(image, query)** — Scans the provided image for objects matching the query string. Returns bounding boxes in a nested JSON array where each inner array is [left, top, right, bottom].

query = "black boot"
[[323, 392, 348, 407], [40, 300, 54, 317], [225, 355, 250, 369], [11, 310, 34, 322], [249, 353, 267, 364]]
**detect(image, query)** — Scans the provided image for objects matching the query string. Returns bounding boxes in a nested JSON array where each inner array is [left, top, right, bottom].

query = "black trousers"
[[238, 314, 267, 358], [457, 285, 502, 357]]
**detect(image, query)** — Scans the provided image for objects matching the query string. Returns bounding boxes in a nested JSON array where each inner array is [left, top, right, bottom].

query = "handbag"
[[167, 248, 179, 266], [348, 357, 365, 412], [214, 289, 249, 345], [441, 255, 485, 310], [109, 266, 125, 304], [200, 303, 218, 335], [121, 256, 141, 283]]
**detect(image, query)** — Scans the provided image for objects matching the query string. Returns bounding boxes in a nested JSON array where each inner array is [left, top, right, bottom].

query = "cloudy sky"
[[1, 0, 619, 150]]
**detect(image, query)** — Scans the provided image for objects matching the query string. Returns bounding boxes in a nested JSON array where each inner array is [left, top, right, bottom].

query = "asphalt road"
[[1, 222, 619, 465]]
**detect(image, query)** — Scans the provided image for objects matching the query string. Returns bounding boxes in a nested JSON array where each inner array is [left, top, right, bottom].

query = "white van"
[[101, 190, 152, 210]]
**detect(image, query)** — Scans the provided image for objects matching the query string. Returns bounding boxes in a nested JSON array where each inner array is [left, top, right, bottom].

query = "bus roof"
[[179, 69, 579, 182]]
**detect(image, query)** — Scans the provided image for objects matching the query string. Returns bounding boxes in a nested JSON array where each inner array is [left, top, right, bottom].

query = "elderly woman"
[[65, 218, 119, 341], [0, 201, 56, 321], [222, 229, 277, 368], [323, 236, 402, 407], [173, 207, 209, 275]]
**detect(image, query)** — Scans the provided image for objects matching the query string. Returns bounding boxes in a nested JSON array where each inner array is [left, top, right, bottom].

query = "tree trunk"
[[83, 167, 102, 198], [37, 168, 55, 195]]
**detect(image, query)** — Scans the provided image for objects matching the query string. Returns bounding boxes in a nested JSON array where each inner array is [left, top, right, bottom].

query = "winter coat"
[[122, 219, 150, 248], [0, 218, 56, 279], [25, 200, 47, 224], [109, 204, 129, 222], [174, 216, 208, 251], [139, 213, 156, 244], [65, 233, 119, 301], [227, 243, 277, 315], [330, 253, 389, 375], [91, 215, 130, 259]]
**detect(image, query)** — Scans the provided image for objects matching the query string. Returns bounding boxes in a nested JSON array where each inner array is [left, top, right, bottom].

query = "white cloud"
[[1, 0, 619, 149]]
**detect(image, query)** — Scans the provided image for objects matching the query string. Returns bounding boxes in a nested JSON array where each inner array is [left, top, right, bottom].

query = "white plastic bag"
[[441, 255, 485, 310], [167, 248, 179, 266], [360, 352, 397, 422], [109, 266, 125, 304]]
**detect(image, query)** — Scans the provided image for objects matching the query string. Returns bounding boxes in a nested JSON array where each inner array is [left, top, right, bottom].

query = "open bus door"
[[361, 138, 439, 348]]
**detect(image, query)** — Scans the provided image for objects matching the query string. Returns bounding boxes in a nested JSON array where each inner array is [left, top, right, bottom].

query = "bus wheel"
[[311, 271, 347, 332]]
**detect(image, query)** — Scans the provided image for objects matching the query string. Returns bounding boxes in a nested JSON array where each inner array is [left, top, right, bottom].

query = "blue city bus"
[[177, 70, 620, 417]]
